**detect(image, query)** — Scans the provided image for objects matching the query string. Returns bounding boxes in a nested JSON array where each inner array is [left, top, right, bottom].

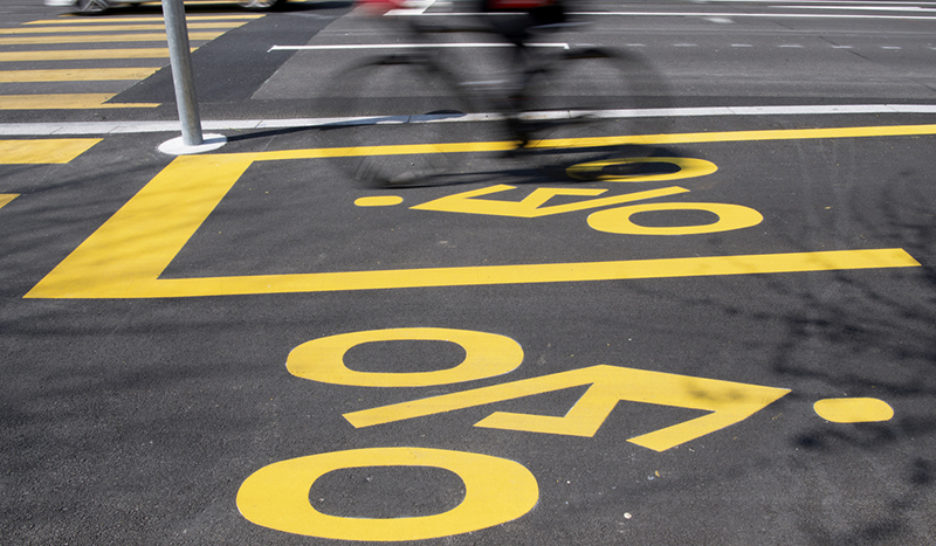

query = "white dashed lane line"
[[486, 42, 935, 50]]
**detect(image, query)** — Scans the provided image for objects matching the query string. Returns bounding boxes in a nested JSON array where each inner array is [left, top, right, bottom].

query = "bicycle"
[[322, 1, 674, 186]]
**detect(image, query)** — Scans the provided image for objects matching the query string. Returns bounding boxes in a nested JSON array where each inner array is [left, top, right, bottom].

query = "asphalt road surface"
[[1, 0, 935, 544]]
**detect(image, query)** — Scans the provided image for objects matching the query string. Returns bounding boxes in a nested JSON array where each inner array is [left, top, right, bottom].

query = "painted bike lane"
[[2, 123, 935, 543]]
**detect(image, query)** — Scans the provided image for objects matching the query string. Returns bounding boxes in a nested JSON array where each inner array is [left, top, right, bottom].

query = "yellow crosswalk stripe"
[[0, 32, 224, 45], [0, 94, 159, 109], [0, 48, 184, 61], [0, 22, 245, 34], [0, 139, 101, 164], [27, 15, 262, 24], [0, 67, 161, 82]]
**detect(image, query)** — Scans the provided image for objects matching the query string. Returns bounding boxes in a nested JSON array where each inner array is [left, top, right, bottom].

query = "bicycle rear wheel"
[[518, 47, 673, 180], [323, 54, 495, 187]]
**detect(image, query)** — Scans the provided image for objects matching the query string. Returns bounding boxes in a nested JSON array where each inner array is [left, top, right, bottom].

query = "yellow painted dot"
[[354, 195, 403, 207], [813, 397, 894, 423]]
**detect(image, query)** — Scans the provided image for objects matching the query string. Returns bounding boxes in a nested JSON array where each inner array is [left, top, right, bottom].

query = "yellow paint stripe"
[[0, 139, 101, 164], [26, 248, 923, 299], [158, 249, 920, 295], [175, 123, 936, 163], [0, 94, 159, 110], [0, 22, 244, 34], [28, 15, 262, 24], [0, 48, 182, 61], [533, 124, 936, 148], [0, 67, 160, 82], [0, 32, 224, 45], [0, 194, 18, 209]]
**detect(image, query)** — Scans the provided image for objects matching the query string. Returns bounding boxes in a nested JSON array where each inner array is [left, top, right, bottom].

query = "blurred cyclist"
[[355, 0, 571, 145], [477, 0, 568, 48], [357, 0, 567, 49]]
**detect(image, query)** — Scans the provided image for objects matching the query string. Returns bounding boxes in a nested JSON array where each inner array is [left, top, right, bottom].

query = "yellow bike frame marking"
[[411, 184, 689, 218], [343, 364, 791, 452], [24, 124, 929, 299]]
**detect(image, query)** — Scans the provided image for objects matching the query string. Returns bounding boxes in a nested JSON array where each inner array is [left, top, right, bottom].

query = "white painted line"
[[570, 11, 936, 20], [384, 0, 437, 16], [690, 0, 936, 4], [4, 104, 936, 136], [771, 5, 936, 12], [273, 41, 935, 53], [421, 11, 936, 21], [608, 104, 936, 117], [269, 43, 570, 51]]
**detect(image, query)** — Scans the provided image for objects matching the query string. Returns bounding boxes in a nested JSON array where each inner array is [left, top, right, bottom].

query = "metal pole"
[[162, 0, 203, 146]]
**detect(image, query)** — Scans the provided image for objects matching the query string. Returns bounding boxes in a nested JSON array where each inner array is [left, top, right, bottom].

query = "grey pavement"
[[1, 1, 935, 544]]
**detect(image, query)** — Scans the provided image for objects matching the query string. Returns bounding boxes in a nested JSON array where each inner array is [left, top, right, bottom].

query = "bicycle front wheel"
[[324, 54, 493, 187], [519, 47, 674, 179]]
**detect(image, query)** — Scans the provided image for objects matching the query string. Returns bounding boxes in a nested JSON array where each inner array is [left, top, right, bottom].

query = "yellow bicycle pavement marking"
[[24, 123, 929, 299], [342, 364, 792, 452]]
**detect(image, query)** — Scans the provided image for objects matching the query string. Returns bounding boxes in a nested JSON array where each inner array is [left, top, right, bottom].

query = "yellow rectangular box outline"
[[24, 124, 928, 299]]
